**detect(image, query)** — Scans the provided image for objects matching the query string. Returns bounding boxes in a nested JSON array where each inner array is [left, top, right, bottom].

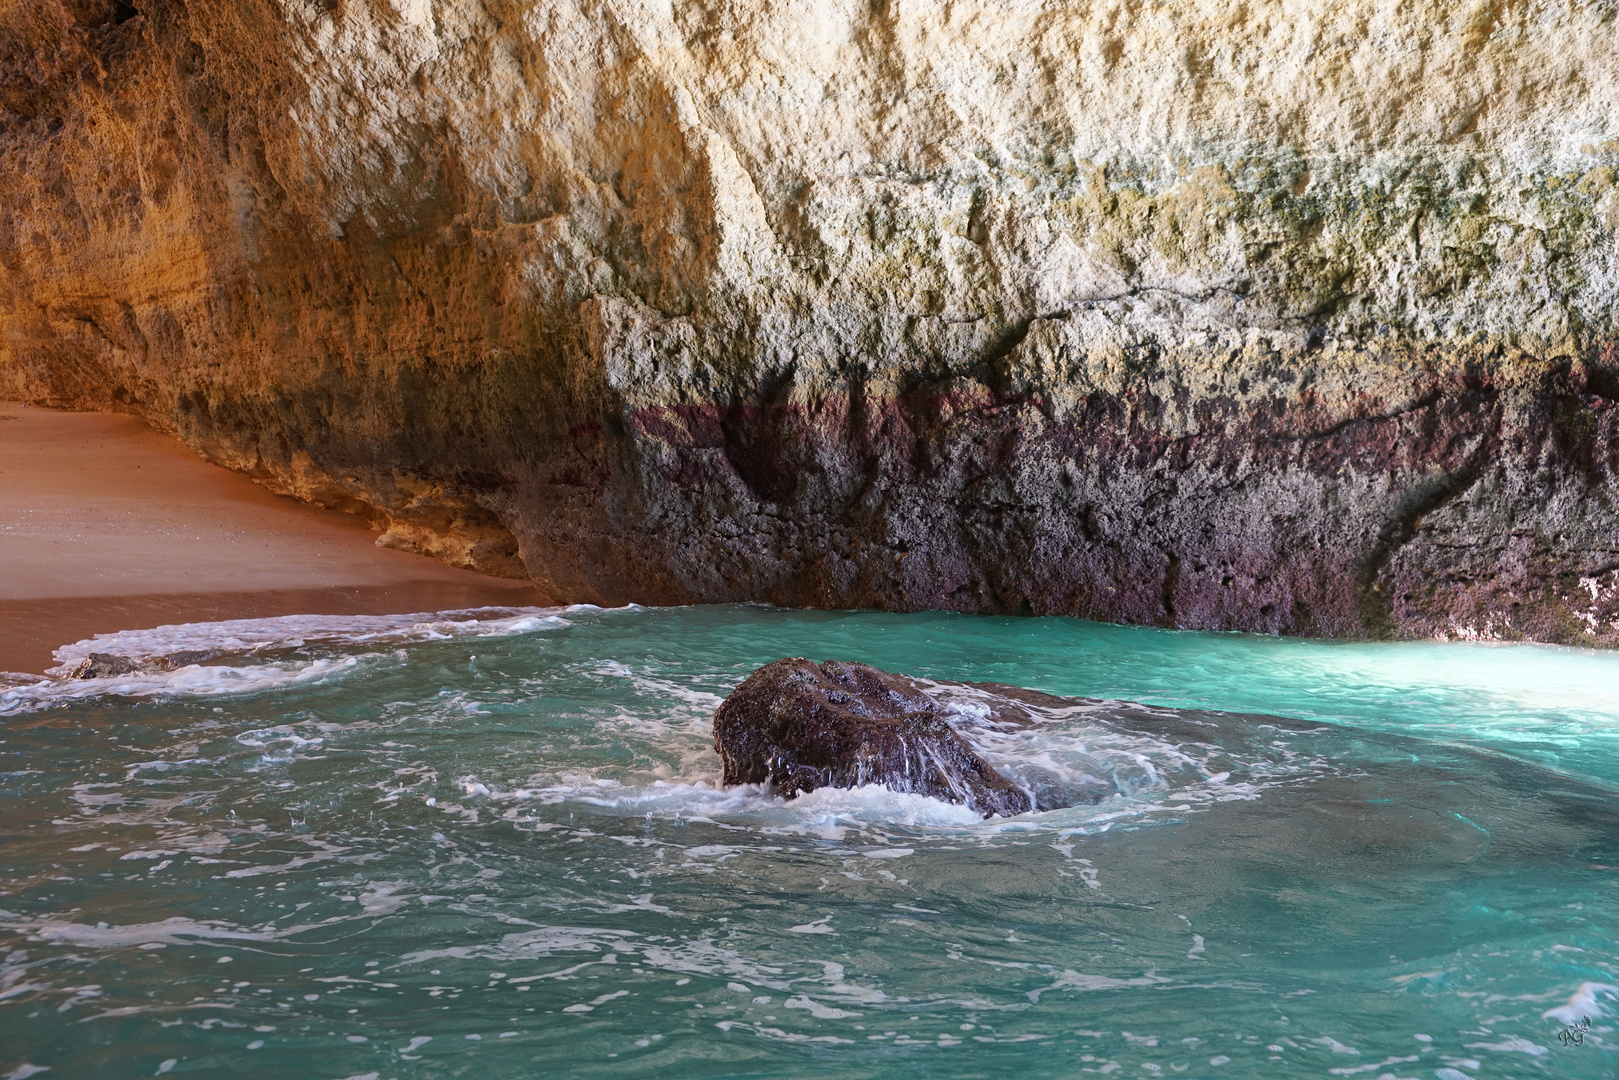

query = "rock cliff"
[[5, 0, 1619, 641]]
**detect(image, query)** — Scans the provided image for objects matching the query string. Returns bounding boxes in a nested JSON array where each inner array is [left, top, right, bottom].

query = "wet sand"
[[0, 403, 549, 674]]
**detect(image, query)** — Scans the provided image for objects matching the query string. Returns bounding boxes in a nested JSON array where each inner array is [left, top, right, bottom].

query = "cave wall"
[[4, 0, 1619, 642]]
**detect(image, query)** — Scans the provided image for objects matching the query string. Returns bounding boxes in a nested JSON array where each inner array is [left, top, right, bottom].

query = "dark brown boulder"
[[712, 658, 1035, 818], [68, 653, 142, 679]]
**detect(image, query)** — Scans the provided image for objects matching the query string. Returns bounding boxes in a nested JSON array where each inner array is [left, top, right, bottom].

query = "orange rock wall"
[[6, 0, 1619, 641]]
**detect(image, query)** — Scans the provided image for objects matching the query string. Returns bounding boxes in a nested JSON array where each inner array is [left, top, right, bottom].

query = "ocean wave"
[[0, 656, 364, 715], [48, 605, 589, 674], [462, 711, 1320, 841], [0, 605, 593, 716]]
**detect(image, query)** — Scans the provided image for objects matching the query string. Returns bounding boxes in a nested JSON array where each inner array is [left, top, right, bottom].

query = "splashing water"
[[0, 605, 1614, 1078]]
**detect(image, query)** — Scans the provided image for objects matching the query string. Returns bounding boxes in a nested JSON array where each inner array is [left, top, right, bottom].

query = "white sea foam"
[[0, 657, 362, 715], [932, 686, 1312, 834], [477, 751, 1285, 845], [452, 672, 1317, 842], [0, 605, 587, 717], [395, 922, 813, 997], [0, 897, 429, 955], [48, 605, 584, 674], [1023, 969, 1169, 1003], [15, 917, 282, 948], [439, 654, 1313, 842], [1543, 981, 1618, 1024], [485, 777, 987, 838], [784, 994, 860, 1018]]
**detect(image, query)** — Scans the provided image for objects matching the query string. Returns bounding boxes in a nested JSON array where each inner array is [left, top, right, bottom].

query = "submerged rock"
[[68, 653, 141, 680], [65, 650, 218, 679], [712, 658, 1036, 818]]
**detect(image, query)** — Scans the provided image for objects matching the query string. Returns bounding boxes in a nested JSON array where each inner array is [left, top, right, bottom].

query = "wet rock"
[[65, 649, 220, 679], [712, 658, 1036, 818], [67, 653, 142, 679], [160, 649, 217, 669]]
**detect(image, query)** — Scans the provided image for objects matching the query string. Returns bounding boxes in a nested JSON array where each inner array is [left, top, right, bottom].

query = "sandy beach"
[[0, 402, 550, 674]]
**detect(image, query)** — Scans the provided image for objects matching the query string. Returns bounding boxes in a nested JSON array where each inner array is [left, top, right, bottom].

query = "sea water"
[[0, 604, 1614, 1079]]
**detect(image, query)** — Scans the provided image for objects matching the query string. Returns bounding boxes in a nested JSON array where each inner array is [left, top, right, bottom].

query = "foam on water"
[[0, 656, 363, 715], [485, 777, 988, 838], [437, 656, 1325, 842], [47, 605, 582, 673], [1, 607, 584, 717]]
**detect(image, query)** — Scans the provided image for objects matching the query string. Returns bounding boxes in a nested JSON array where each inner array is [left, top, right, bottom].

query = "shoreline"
[[0, 403, 548, 674], [0, 583, 554, 678]]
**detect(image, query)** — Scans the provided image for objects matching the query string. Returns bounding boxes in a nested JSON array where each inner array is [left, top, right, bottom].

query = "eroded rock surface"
[[6, 1, 1619, 641], [712, 658, 1036, 818], [65, 649, 217, 678], [66, 653, 141, 680]]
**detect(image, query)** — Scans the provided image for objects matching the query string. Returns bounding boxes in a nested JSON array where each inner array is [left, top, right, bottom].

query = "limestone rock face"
[[711, 658, 1036, 818], [5, 0, 1619, 640]]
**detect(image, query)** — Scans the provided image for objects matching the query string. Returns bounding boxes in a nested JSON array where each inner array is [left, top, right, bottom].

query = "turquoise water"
[[1, 604, 1616, 1079]]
